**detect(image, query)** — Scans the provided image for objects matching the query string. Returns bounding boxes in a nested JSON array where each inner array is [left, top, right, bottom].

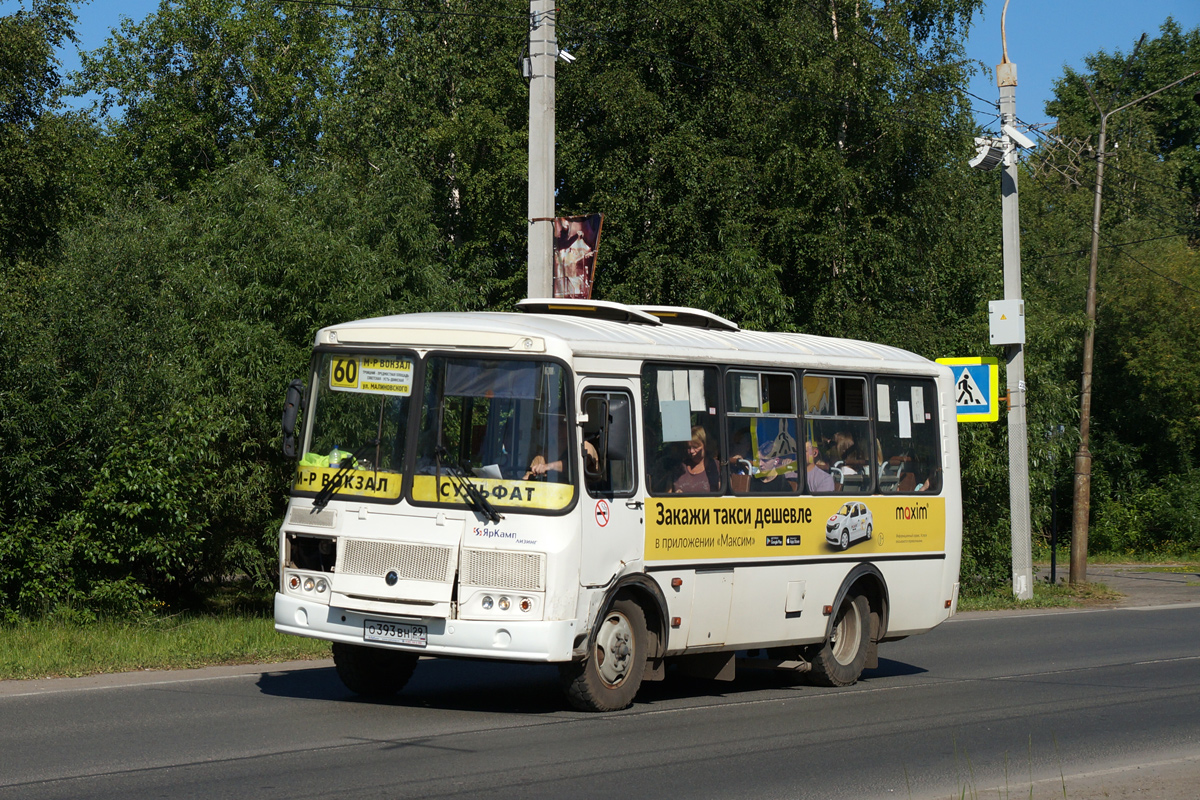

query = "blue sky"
[[7, 0, 1200, 129], [964, 0, 1200, 133]]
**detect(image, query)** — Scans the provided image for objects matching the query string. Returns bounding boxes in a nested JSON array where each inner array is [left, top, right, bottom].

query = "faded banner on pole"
[[553, 214, 603, 299]]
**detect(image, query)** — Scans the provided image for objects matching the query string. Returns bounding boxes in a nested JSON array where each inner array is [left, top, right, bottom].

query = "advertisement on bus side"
[[644, 496, 945, 561]]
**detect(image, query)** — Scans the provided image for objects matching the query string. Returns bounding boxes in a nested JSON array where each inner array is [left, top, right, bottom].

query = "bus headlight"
[[481, 595, 494, 610], [498, 596, 511, 611], [303, 577, 315, 592]]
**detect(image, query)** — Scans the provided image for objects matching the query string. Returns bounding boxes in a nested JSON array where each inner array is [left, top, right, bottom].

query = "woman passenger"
[[671, 425, 720, 493]]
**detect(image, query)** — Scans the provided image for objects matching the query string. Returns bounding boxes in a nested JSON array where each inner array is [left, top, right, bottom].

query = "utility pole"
[[526, 0, 556, 299], [997, 52, 1033, 601], [1070, 68, 1200, 585]]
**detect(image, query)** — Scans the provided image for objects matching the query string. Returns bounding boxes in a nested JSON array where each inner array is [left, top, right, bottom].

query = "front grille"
[[340, 539, 453, 583], [460, 549, 545, 591]]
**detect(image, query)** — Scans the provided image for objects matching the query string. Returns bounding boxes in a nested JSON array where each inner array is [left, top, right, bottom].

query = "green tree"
[[1022, 19, 1200, 557], [331, 1, 532, 306], [555, 0, 993, 343], [4, 0, 1028, 616], [0, 0, 97, 262], [74, 0, 347, 192], [0, 153, 462, 616]]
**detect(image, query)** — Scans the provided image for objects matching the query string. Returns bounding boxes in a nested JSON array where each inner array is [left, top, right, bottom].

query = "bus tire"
[[332, 642, 419, 698], [561, 598, 647, 712], [807, 594, 870, 687]]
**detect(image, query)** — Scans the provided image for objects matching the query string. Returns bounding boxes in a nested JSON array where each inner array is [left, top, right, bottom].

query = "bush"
[[0, 155, 460, 617]]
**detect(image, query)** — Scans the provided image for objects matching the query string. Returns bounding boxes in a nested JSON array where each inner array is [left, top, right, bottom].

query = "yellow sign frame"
[[937, 357, 999, 422]]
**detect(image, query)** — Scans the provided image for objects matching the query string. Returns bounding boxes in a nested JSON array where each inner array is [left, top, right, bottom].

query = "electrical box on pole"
[[988, 299, 1025, 345]]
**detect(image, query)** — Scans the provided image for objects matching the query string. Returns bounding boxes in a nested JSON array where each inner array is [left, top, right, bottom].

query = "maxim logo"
[[895, 503, 929, 521]]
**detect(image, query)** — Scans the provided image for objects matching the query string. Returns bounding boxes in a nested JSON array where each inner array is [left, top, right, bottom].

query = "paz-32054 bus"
[[275, 300, 962, 711]]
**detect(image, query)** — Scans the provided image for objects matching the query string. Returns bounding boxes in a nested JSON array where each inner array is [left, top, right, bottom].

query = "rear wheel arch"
[[826, 563, 890, 644]]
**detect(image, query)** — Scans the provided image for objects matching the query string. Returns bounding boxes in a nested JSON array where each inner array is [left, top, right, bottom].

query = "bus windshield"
[[294, 352, 416, 502], [413, 356, 575, 513]]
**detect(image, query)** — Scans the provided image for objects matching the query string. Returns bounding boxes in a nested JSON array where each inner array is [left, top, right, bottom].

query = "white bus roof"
[[317, 301, 940, 373]]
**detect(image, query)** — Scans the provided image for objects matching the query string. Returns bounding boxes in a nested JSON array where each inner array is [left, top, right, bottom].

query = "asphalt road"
[[3, 593, 1199, 800]]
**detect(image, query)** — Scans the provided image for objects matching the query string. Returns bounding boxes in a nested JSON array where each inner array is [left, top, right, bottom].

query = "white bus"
[[275, 299, 962, 711]]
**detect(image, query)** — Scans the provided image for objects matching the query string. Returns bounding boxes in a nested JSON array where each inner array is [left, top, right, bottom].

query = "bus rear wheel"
[[332, 642, 419, 698], [561, 598, 647, 712], [806, 594, 870, 687]]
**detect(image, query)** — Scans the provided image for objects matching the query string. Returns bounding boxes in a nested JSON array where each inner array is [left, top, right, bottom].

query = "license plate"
[[363, 619, 427, 647]]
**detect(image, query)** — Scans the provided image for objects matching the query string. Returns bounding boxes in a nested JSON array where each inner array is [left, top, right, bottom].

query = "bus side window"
[[583, 391, 636, 496], [726, 370, 798, 495], [874, 376, 941, 494], [641, 364, 722, 495], [804, 374, 872, 494]]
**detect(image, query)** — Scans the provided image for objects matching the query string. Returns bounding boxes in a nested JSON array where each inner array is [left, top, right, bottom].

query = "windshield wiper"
[[435, 446, 503, 524], [312, 438, 380, 510]]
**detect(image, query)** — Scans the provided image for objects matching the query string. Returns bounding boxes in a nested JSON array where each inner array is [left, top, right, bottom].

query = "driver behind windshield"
[[525, 415, 597, 481]]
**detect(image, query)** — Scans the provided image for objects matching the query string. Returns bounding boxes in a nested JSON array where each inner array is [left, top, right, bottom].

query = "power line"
[[1019, 117, 1200, 204], [1100, 231, 1200, 298], [787, 0, 1002, 120], [1027, 232, 1185, 261], [272, 0, 526, 21], [1023, 168, 1200, 296], [790, 0, 979, 93], [1099, 158, 1200, 204], [1103, 182, 1196, 235]]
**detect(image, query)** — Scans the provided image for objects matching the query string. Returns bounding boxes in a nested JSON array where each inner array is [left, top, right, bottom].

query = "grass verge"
[[0, 614, 331, 681], [957, 579, 1122, 612]]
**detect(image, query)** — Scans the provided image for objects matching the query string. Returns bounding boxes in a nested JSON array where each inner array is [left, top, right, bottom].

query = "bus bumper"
[[274, 593, 578, 662]]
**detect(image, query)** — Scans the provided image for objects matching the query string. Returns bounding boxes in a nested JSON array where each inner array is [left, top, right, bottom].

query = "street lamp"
[[1069, 69, 1200, 585]]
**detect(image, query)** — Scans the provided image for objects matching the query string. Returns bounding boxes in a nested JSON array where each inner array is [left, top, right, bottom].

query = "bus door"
[[578, 383, 643, 586]]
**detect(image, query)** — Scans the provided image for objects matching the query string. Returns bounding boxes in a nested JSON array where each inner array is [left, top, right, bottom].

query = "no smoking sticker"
[[595, 499, 610, 527]]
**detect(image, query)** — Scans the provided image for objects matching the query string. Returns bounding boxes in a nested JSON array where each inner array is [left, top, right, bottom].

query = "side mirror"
[[582, 396, 608, 479], [281, 379, 304, 458]]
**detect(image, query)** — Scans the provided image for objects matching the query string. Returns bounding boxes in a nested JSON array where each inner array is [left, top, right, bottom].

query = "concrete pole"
[[526, 0, 556, 299], [997, 60, 1033, 600]]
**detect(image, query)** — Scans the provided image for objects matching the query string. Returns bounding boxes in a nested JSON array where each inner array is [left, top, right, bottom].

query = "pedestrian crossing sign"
[[936, 357, 999, 422]]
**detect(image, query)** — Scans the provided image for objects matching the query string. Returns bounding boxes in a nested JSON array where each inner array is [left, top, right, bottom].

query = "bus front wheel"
[[332, 642, 419, 698], [806, 594, 870, 687], [561, 598, 647, 712]]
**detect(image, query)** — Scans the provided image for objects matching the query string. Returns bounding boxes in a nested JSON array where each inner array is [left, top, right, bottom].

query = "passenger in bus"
[[805, 441, 835, 492], [727, 424, 755, 493], [822, 430, 855, 463], [670, 425, 720, 493]]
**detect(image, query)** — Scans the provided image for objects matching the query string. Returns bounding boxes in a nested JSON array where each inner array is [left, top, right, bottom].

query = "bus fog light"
[[498, 596, 511, 611], [303, 577, 315, 592], [481, 595, 494, 610], [519, 598, 532, 612]]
